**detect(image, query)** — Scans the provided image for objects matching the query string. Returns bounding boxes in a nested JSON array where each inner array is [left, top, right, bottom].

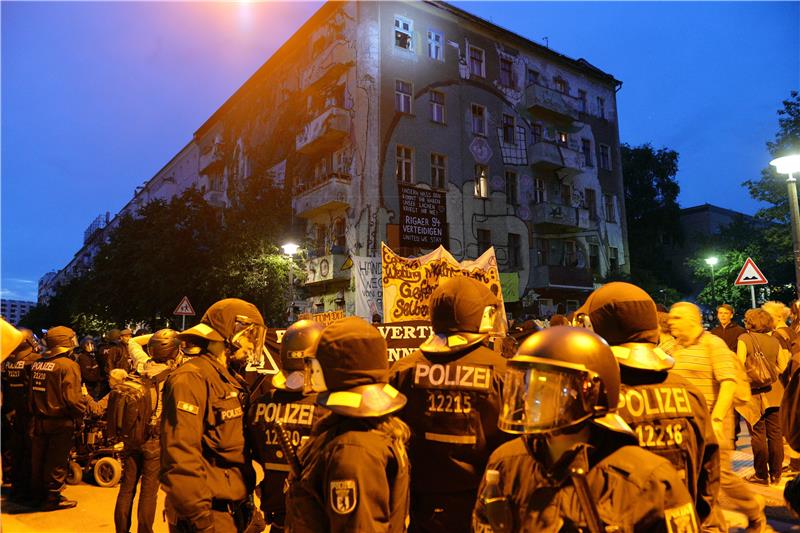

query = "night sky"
[[2, 1, 798, 302]]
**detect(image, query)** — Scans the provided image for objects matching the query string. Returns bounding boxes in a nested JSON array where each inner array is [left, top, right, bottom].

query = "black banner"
[[399, 184, 448, 248]]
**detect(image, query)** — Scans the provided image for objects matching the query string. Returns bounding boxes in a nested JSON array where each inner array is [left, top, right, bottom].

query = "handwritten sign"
[[399, 185, 448, 248], [353, 256, 383, 319], [381, 243, 507, 335], [297, 309, 345, 326]]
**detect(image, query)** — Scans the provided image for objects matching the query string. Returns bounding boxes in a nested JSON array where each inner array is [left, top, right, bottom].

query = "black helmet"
[[499, 326, 633, 437], [148, 329, 181, 363], [577, 282, 674, 371], [179, 298, 266, 362], [273, 320, 324, 391], [13, 328, 41, 354]]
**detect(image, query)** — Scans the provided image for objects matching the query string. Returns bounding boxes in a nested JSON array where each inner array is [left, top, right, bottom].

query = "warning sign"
[[734, 258, 768, 286], [173, 296, 196, 316]]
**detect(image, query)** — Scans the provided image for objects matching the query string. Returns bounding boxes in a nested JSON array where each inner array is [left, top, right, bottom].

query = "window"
[[474, 164, 489, 198], [532, 123, 543, 143], [597, 96, 606, 119], [502, 114, 516, 144], [533, 178, 546, 203], [471, 104, 487, 135], [468, 45, 485, 78], [557, 131, 568, 146], [505, 170, 518, 205], [431, 153, 446, 189], [554, 77, 568, 94], [333, 218, 346, 249], [499, 57, 514, 88], [609, 246, 619, 271], [599, 144, 612, 170], [581, 138, 593, 167], [394, 16, 413, 50], [430, 90, 445, 123], [477, 228, 492, 253], [427, 30, 443, 60], [395, 80, 412, 114], [585, 188, 597, 220], [604, 193, 616, 222], [560, 183, 572, 206], [578, 90, 587, 112], [508, 233, 521, 269], [564, 240, 577, 266], [396, 145, 414, 183], [589, 244, 600, 274], [526, 68, 539, 86]]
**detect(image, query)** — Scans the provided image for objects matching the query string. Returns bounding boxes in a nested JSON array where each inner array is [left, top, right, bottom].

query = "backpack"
[[106, 372, 168, 447], [744, 333, 779, 390]]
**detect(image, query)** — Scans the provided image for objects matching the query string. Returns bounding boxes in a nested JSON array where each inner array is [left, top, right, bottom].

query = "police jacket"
[[285, 414, 410, 533], [2, 345, 40, 420], [29, 353, 86, 419], [473, 434, 699, 533], [77, 350, 104, 384], [618, 368, 719, 522], [247, 388, 323, 518], [389, 343, 510, 493], [160, 353, 255, 531]]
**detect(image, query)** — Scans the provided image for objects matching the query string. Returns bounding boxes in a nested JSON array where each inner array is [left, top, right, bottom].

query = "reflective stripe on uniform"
[[264, 462, 292, 472], [424, 432, 477, 444]]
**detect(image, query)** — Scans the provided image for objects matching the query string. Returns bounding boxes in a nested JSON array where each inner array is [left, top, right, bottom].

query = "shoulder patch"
[[329, 479, 357, 515], [177, 401, 199, 415], [665, 502, 698, 533]]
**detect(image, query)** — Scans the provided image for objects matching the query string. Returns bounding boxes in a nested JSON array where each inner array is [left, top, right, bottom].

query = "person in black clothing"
[[1, 328, 42, 502], [709, 304, 746, 352], [29, 326, 87, 510], [248, 319, 326, 531], [76, 336, 107, 400], [389, 276, 510, 532], [161, 298, 266, 533]]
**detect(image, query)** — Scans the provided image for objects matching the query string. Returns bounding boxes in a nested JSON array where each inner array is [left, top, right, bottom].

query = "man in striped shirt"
[[667, 302, 772, 533]]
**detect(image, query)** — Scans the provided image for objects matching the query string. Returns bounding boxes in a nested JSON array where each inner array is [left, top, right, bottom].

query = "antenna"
[[542, 36, 549, 48]]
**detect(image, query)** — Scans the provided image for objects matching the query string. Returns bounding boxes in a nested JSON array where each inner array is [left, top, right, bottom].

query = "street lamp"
[[282, 242, 299, 323], [769, 154, 800, 298], [705, 256, 718, 310]]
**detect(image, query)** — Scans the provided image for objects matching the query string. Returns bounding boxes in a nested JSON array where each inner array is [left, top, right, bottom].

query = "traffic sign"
[[173, 296, 196, 316], [734, 257, 768, 286]]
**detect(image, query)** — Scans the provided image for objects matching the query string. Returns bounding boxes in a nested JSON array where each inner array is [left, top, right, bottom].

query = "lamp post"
[[282, 242, 299, 324], [769, 154, 800, 299], [705, 256, 718, 310]]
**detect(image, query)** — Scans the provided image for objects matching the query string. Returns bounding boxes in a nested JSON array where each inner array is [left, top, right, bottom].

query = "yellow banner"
[[381, 243, 507, 334]]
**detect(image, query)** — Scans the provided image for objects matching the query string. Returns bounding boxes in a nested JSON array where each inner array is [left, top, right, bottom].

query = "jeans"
[[747, 407, 783, 480], [114, 438, 161, 533], [30, 417, 74, 503]]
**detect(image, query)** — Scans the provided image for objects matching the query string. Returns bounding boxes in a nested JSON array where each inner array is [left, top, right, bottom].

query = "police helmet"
[[180, 298, 266, 361], [43, 326, 79, 357], [148, 329, 181, 363], [80, 336, 95, 352], [273, 320, 324, 391], [310, 317, 406, 418], [14, 328, 42, 354], [499, 326, 633, 437], [419, 276, 498, 354], [576, 282, 674, 371]]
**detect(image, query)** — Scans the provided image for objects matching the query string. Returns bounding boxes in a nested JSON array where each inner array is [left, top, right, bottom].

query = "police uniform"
[[76, 339, 107, 400], [1, 332, 41, 500], [389, 277, 509, 532], [29, 326, 86, 509], [285, 317, 410, 532]]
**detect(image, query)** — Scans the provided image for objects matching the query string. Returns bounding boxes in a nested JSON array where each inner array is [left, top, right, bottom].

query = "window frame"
[[429, 90, 445, 124], [599, 144, 612, 170], [474, 164, 489, 199], [578, 89, 587, 112], [585, 188, 597, 220], [554, 77, 569, 94], [431, 152, 447, 189], [502, 114, 516, 145], [427, 29, 444, 61], [396, 145, 414, 184], [499, 57, 514, 88], [597, 96, 606, 119], [581, 138, 593, 167], [604, 193, 616, 222], [471, 103, 487, 136], [468, 45, 486, 78], [395, 79, 413, 114], [394, 16, 413, 51], [533, 177, 546, 204]]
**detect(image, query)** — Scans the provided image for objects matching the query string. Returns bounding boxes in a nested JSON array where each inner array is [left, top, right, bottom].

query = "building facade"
[[1, 299, 37, 326], [40, 1, 629, 319]]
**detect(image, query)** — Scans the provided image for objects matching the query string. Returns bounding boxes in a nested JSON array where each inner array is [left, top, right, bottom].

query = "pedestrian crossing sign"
[[734, 257, 768, 286], [173, 296, 196, 316]]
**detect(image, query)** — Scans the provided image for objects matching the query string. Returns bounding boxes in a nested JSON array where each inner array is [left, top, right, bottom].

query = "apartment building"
[[1, 299, 37, 326]]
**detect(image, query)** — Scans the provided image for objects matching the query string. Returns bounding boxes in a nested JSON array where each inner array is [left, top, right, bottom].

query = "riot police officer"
[[247, 319, 326, 531], [161, 299, 266, 532], [473, 327, 699, 532], [1, 328, 41, 502], [29, 326, 87, 510], [389, 276, 510, 532], [576, 282, 720, 524], [76, 336, 107, 400], [285, 317, 410, 532]]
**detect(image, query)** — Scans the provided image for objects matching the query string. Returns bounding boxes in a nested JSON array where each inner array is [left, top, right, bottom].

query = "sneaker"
[[39, 496, 77, 511], [744, 473, 769, 485]]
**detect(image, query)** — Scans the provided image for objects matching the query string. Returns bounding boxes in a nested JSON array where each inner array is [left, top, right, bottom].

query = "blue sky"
[[2, 1, 798, 302]]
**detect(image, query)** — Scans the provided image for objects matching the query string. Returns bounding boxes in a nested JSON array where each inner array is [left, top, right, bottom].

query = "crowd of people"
[[2, 278, 800, 533]]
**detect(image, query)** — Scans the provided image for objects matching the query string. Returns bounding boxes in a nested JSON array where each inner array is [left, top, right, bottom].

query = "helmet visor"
[[303, 357, 328, 394], [229, 316, 267, 363], [499, 360, 601, 434]]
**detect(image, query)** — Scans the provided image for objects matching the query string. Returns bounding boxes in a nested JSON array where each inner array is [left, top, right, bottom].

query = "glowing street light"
[[770, 154, 800, 298], [705, 256, 718, 309], [281, 242, 299, 256]]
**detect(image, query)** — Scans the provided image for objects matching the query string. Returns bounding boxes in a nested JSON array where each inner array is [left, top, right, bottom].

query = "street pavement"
[[1, 432, 799, 532]]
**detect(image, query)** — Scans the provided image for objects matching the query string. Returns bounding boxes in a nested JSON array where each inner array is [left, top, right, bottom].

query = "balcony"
[[525, 83, 582, 122], [532, 265, 593, 289], [530, 141, 585, 177], [203, 190, 228, 208], [296, 107, 350, 155], [301, 42, 354, 92], [198, 146, 224, 175], [293, 173, 351, 218], [305, 253, 350, 286], [530, 202, 590, 230]]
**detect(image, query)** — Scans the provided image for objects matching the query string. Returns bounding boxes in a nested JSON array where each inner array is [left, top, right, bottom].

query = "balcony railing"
[[530, 202, 590, 230], [296, 107, 350, 155], [300, 41, 354, 91], [305, 253, 350, 286], [530, 141, 585, 176], [525, 83, 582, 121], [292, 173, 351, 218], [532, 265, 593, 289]]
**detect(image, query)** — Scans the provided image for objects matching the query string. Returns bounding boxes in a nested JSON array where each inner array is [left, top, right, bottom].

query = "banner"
[[499, 272, 520, 303], [352, 255, 383, 320], [297, 310, 345, 326], [399, 184, 448, 248], [381, 243, 507, 334]]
